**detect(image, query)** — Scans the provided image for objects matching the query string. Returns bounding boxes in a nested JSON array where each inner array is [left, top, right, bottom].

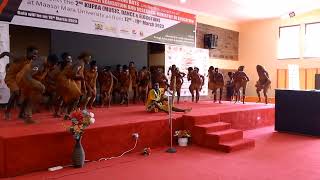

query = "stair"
[[188, 116, 255, 153]]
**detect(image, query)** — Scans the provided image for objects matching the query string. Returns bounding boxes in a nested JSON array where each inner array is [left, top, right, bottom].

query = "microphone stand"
[[166, 77, 177, 153]]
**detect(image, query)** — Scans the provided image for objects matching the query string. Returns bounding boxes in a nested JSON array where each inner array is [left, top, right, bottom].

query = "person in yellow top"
[[146, 83, 191, 113]]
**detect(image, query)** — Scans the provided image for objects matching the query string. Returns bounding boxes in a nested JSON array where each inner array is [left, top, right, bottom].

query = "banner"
[[0, 21, 10, 103], [165, 45, 209, 97], [0, 0, 196, 47]]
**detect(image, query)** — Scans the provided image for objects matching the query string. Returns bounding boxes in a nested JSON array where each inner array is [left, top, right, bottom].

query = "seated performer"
[[146, 83, 191, 113]]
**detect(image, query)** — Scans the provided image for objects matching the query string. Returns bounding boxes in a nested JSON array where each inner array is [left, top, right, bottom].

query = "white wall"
[[239, 9, 320, 97]]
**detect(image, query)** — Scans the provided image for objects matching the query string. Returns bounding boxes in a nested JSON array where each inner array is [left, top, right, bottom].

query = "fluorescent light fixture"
[[180, 0, 187, 4]]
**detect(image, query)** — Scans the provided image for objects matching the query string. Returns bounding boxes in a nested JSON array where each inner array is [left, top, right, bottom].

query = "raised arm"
[[0, 52, 18, 61]]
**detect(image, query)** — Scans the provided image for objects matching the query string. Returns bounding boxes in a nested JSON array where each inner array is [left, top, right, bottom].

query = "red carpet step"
[[184, 115, 255, 153]]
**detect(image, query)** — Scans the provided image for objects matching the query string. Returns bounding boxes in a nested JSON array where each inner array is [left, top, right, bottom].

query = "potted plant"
[[66, 110, 95, 168], [174, 130, 191, 147]]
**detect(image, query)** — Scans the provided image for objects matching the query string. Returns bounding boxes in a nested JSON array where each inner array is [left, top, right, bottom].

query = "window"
[[305, 23, 320, 58], [278, 25, 300, 59]]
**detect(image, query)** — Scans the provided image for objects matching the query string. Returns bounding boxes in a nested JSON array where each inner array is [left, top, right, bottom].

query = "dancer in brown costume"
[[212, 68, 224, 103], [99, 66, 118, 108], [168, 65, 186, 104], [56, 52, 91, 119], [83, 60, 98, 109], [226, 72, 235, 101], [53, 53, 73, 117], [119, 65, 131, 105], [233, 66, 249, 104], [152, 68, 169, 90], [137, 66, 151, 103], [0, 46, 39, 120], [255, 65, 271, 104], [129, 61, 138, 103], [43, 54, 60, 111], [187, 67, 204, 103], [16, 57, 47, 124], [112, 64, 122, 104], [75, 52, 92, 99]]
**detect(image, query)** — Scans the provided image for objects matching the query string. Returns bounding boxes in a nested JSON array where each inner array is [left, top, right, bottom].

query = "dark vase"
[[72, 137, 85, 168]]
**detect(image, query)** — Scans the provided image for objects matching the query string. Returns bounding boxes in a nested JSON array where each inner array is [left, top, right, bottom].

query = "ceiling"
[[143, 0, 320, 22]]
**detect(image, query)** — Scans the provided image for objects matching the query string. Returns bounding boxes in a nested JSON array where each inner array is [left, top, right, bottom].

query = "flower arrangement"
[[174, 130, 191, 138], [67, 110, 95, 140]]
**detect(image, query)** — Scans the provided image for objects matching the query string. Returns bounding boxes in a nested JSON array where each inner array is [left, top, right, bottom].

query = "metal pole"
[[166, 94, 176, 153]]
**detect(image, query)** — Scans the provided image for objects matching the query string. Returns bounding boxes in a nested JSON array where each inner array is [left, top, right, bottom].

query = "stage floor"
[[0, 101, 274, 138], [0, 101, 275, 177]]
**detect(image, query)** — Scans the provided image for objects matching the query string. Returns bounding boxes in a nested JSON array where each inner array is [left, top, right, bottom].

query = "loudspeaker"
[[204, 34, 218, 49], [315, 74, 320, 90]]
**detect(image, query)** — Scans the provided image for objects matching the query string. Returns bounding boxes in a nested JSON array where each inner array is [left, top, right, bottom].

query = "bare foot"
[[24, 118, 38, 124]]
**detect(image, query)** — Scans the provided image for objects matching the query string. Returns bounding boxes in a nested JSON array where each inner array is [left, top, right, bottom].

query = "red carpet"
[[6, 126, 320, 180], [0, 101, 274, 177]]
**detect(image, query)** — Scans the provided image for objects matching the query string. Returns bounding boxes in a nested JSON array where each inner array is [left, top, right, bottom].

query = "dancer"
[[152, 68, 169, 89], [137, 66, 151, 103], [43, 54, 60, 111], [226, 72, 234, 101], [146, 83, 191, 113], [119, 65, 130, 105], [233, 66, 249, 104], [53, 52, 73, 117], [99, 66, 118, 108], [16, 57, 47, 123], [112, 64, 122, 104], [187, 67, 204, 103], [83, 60, 98, 109], [168, 65, 186, 104], [0, 46, 39, 120], [74, 52, 92, 99], [129, 61, 138, 103], [212, 68, 224, 103], [255, 65, 271, 104]]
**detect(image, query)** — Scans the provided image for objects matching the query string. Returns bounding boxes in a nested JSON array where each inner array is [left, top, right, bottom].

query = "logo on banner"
[[105, 26, 116, 33], [120, 29, 129, 34], [95, 23, 103, 30]]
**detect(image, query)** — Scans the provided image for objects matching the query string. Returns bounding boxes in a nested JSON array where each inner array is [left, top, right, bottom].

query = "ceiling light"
[[180, 0, 187, 4]]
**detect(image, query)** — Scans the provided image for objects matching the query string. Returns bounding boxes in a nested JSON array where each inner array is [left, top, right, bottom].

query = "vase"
[[72, 137, 85, 168], [178, 137, 188, 147]]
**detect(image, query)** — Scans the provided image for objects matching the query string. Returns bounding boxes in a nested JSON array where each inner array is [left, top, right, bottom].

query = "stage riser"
[[219, 109, 275, 130], [0, 118, 184, 178], [0, 103, 275, 177]]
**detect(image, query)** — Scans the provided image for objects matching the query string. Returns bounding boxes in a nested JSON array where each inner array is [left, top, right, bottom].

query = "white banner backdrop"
[[165, 45, 209, 97], [0, 0, 196, 47], [0, 22, 10, 103]]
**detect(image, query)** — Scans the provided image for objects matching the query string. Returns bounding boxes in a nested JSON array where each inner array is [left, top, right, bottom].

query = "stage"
[[0, 101, 274, 177]]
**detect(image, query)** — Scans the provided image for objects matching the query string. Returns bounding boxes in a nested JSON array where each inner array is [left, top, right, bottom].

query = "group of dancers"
[[0, 46, 271, 124]]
